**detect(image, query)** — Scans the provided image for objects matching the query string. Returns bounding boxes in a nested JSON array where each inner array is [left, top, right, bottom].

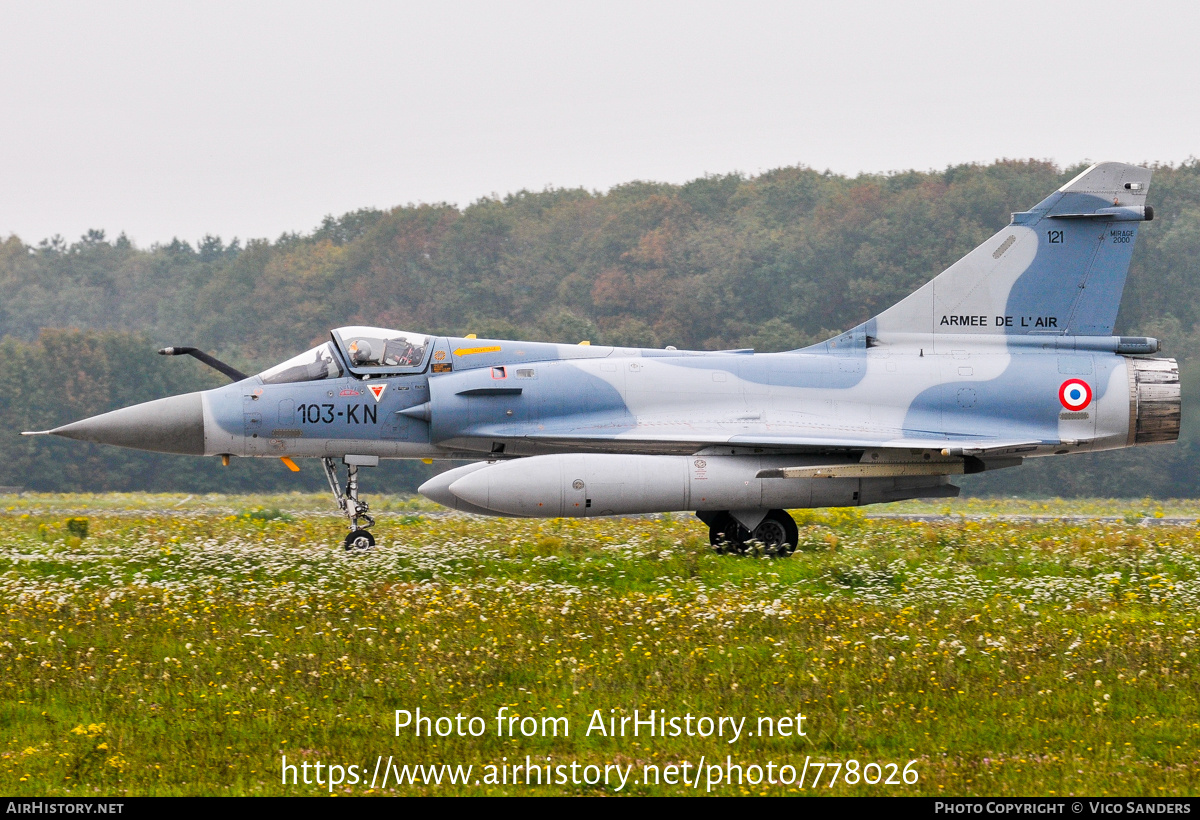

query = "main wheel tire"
[[751, 510, 799, 556], [343, 529, 376, 551], [708, 512, 748, 555]]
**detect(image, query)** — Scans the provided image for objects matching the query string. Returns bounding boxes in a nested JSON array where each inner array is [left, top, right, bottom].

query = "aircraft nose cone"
[[50, 392, 206, 456]]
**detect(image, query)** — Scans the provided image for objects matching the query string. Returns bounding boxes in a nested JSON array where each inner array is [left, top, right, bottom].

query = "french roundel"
[[1059, 379, 1093, 411]]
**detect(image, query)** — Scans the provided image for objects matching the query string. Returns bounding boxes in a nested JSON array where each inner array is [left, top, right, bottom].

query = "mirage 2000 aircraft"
[[23, 162, 1180, 553]]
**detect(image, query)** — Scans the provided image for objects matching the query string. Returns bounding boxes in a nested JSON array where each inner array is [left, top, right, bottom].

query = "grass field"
[[1, 493, 1198, 796]]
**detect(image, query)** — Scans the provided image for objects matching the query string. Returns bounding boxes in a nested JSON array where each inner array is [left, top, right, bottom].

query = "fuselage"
[[192, 333, 1156, 463]]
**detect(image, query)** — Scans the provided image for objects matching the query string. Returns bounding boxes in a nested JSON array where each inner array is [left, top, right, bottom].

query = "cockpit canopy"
[[331, 326, 431, 375], [255, 327, 433, 385]]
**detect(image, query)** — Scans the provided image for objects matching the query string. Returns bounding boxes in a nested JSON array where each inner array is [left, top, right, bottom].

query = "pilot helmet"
[[348, 339, 375, 364]]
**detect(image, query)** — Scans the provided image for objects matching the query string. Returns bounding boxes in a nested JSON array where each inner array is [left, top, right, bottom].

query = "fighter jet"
[[22, 162, 1180, 553]]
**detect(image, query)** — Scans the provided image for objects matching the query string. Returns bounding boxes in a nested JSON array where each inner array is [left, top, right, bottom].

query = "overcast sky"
[[3, 1, 1198, 247]]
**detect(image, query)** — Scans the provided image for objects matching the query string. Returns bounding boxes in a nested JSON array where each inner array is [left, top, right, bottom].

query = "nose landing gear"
[[323, 455, 377, 550]]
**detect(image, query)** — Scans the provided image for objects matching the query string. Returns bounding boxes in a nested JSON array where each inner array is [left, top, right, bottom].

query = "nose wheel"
[[322, 456, 377, 550], [344, 529, 375, 550]]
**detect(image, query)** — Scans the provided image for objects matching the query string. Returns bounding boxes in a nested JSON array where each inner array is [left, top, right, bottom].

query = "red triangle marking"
[[368, 384, 386, 402]]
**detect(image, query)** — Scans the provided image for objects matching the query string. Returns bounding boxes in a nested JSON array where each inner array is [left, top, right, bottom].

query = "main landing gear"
[[323, 455, 377, 550], [697, 509, 799, 557]]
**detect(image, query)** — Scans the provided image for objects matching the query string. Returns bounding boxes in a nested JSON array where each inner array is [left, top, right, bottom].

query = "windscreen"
[[257, 343, 343, 384]]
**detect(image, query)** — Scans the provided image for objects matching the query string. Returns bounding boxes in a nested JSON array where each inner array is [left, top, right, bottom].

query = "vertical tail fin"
[[867, 162, 1153, 340]]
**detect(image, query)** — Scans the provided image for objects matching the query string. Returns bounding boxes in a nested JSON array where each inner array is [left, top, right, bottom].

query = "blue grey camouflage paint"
[[35, 163, 1180, 524]]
